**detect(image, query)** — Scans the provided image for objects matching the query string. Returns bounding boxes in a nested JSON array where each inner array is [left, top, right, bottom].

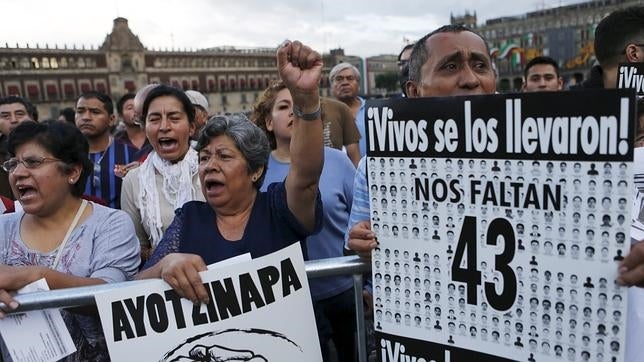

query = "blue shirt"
[[356, 97, 367, 157], [345, 156, 373, 294], [262, 148, 356, 301], [345, 156, 370, 248], [144, 182, 322, 268]]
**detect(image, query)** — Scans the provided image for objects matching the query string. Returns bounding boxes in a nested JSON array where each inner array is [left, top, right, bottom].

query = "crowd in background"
[[1, 5, 644, 362]]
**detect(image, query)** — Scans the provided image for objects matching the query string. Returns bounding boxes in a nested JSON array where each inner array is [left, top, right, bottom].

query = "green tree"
[[375, 72, 399, 92]]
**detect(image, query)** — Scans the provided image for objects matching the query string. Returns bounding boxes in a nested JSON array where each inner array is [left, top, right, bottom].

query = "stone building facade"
[[472, 0, 644, 91], [0, 18, 341, 119]]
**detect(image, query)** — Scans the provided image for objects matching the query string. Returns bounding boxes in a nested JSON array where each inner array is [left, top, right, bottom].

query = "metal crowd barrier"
[[3, 255, 373, 362]]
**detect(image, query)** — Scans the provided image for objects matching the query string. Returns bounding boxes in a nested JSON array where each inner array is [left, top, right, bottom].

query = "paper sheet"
[[0, 278, 76, 362]]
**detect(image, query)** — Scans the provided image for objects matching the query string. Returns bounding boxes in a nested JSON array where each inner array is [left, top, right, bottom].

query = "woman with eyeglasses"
[[0, 121, 140, 361], [137, 40, 324, 305], [120, 85, 205, 262]]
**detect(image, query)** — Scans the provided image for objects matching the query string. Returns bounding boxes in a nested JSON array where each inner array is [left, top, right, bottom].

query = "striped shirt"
[[84, 139, 137, 209]]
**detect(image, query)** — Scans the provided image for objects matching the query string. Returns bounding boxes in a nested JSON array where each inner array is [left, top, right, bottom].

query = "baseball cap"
[[185, 90, 209, 111]]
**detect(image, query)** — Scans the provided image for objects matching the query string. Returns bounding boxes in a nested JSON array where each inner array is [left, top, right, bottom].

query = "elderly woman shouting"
[[138, 40, 324, 304]]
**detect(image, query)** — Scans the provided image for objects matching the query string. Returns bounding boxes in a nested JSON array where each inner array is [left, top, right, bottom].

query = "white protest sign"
[[95, 243, 321, 361], [367, 89, 635, 362], [206, 253, 251, 270], [0, 278, 76, 362]]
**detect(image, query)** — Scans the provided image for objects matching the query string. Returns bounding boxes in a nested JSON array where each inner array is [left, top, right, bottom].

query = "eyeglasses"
[[333, 75, 356, 83], [2, 157, 61, 173]]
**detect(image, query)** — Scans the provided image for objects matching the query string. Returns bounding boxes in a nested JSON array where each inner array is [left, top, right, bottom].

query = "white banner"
[[95, 243, 322, 361]]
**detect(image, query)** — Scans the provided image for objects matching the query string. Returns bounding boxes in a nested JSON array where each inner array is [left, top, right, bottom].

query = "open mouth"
[[16, 184, 37, 200], [158, 137, 178, 151], [204, 179, 225, 193]]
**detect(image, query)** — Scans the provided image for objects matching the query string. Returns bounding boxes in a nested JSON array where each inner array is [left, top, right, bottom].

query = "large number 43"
[[451, 216, 517, 311]]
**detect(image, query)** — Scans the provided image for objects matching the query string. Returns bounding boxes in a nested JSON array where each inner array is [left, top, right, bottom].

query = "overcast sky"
[[2, 0, 586, 57]]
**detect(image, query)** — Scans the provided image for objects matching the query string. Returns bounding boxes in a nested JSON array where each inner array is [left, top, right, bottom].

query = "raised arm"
[[277, 40, 324, 231]]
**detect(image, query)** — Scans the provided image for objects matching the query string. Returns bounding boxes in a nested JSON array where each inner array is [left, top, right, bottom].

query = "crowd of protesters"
[[0, 5, 644, 362]]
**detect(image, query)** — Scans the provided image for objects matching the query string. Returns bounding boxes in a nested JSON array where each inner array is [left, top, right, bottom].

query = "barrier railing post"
[[353, 274, 367, 362]]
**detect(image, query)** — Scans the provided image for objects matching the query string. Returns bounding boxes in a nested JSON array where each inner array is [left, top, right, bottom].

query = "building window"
[[46, 84, 58, 97], [124, 81, 136, 92], [63, 84, 75, 98], [60, 57, 68, 68], [80, 83, 91, 93], [192, 80, 199, 90], [220, 79, 226, 91], [7, 85, 20, 96], [229, 78, 236, 90], [240, 78, 246, 90], [96, 82, 107, 93], [27, 85, 40, 100], [50, 58, 58, 69], [249, 78, 256, 89], [182, 80, 189, 90], [121, 56, 131, 70], [42, 57, 50, 68], [208, 79, 216, 91], [31, 57, 40, 69]]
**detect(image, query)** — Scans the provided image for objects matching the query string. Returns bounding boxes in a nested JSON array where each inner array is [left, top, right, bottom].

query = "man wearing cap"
[[185, 90, 210, 133]]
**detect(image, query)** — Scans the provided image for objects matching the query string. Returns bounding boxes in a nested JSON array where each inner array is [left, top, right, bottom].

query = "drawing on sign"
[[161, 328, 303, 362]]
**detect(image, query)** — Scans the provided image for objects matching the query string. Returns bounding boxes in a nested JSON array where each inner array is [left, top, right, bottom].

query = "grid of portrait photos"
[[370, 156, 632, 362]]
